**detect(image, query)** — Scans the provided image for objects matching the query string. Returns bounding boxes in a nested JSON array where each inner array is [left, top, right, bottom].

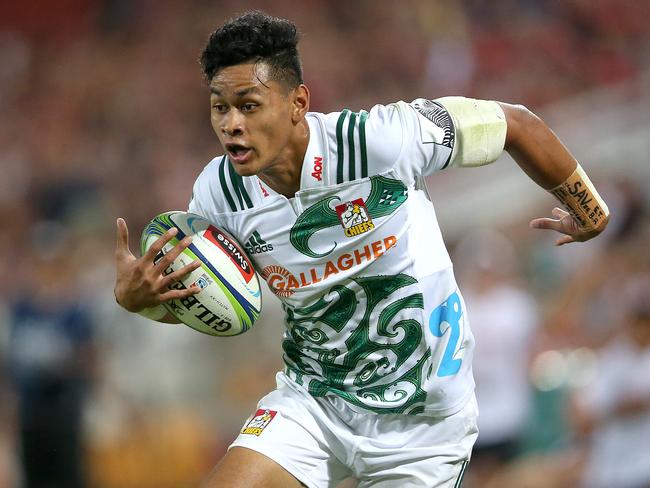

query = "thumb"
[[115, 218, 134, 257], [530, 217, 560, 231]]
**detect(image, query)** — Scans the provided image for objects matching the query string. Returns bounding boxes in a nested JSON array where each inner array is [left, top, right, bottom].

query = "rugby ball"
[[140, 211, 261, 336]]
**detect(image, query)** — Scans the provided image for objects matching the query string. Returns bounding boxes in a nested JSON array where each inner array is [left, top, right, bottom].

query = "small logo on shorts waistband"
[[241, 409, 277, 436]]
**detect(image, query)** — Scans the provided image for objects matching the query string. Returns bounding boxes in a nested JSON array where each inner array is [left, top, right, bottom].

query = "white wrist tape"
[[435, 97, 507, 168], [137, 304, 168, 321]]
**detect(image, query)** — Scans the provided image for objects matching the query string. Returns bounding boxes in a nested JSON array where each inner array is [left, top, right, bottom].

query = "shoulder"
[[317, 102, 408, 145], [189, 155, 222, 210], [189, 155, 258, 215], [193, 155, 223, 187], [314, 103, 411, 182]]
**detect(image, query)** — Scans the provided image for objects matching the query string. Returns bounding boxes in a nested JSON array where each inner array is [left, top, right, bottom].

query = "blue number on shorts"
[[429, 291, 463, 377]]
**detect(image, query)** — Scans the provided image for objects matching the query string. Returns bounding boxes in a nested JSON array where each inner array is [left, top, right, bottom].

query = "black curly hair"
[[200, 11, 303, 89]]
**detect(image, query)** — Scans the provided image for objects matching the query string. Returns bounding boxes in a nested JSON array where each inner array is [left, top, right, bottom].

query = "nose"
[[221, 109, 244, 137]]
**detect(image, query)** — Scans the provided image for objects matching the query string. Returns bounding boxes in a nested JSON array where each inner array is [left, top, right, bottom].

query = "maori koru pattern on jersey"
[[411, 99, 455, 149], [282, 273, 431, 414], [289, 175, 408, 258]]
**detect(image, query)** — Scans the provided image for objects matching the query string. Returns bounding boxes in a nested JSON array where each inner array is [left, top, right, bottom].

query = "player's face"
[[209, 62, 308, 177]]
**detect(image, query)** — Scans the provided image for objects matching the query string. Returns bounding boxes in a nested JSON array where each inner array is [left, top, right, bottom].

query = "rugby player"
[[114, 11, 609, 487]]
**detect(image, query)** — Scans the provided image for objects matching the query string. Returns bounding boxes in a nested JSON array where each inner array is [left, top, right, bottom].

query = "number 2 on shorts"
[[429, 291, 463, 377]]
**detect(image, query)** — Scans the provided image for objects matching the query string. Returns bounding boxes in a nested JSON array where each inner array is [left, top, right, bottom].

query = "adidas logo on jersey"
[[245, 230, 274, 254]]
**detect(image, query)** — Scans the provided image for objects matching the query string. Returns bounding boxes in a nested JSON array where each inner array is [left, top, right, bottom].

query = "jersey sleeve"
[[187, 185, 202, 215], [187, 156, 224, 221], [359, 101, 448, 184], [361, 97, 506, 185], [188, 169, 208, 217]]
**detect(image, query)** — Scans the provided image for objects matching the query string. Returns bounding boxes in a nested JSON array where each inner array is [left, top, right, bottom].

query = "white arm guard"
[[435, 97, 507, 168]]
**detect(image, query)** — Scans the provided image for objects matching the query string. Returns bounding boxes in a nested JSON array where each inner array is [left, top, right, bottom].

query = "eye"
[[241, 103, 258, 112], [212, 103, 227, 113]]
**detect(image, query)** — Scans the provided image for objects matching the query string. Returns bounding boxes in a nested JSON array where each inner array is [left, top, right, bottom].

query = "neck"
[[258, 119, 310, 198]]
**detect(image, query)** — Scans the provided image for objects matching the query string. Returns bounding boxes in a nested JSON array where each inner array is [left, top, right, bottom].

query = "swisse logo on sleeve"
[[312, 156, 323, 181]]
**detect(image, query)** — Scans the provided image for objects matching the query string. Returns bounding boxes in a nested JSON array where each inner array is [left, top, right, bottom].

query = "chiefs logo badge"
[[335, 198, 375, 237], [241, 409, 277, 436]]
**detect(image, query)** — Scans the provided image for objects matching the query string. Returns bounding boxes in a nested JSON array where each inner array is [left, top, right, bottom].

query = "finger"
[[160, 260, 202, 288], [529, 217, 562, 232], [144, 227, 179, 260], [556, 235, 575, 246], [116, 218, 131, 255], [152, 235, 193, 273], [159, 285, 200, 303]]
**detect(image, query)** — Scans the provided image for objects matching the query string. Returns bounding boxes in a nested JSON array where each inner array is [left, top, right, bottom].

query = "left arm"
[[498, 102, 610, 245]]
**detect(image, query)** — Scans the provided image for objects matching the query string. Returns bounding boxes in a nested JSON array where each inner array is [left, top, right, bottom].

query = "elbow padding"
[[436, 97, 507, 168]]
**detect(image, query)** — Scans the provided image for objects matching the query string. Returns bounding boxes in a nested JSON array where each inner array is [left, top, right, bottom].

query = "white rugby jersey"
[[189, 98, 505, 416]]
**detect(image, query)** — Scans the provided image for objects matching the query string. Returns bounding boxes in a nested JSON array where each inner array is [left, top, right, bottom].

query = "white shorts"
[[230, 372, 478, 488]]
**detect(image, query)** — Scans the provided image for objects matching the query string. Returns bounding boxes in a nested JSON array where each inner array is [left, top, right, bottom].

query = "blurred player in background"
[[572, 278, 650, 488], [8, 238, 97, 488], [114, 11, 609, 488]]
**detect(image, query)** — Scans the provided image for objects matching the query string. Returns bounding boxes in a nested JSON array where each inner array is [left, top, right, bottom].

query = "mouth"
[[225, 143, 253, 163]]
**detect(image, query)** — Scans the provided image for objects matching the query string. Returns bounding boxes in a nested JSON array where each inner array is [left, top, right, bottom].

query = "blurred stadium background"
[[0, 1, 648, 487]]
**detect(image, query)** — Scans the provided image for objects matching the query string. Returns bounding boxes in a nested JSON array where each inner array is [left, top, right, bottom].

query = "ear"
[[291, 84, 310, 124]]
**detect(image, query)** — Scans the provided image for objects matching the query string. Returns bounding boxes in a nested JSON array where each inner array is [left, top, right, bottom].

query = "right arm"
[[498, 102, 609, 245], [427, 97, 609, 245], [113, 217, 200, 323]]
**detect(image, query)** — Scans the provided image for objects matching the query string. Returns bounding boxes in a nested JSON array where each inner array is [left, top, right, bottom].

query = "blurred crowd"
[[0, 0, 648, 487]]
